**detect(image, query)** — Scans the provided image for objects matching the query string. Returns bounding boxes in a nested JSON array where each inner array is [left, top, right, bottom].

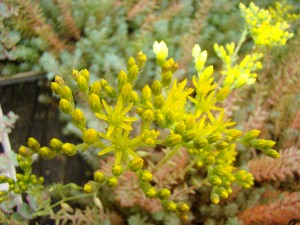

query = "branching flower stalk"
[[0, 2, 296, 222]]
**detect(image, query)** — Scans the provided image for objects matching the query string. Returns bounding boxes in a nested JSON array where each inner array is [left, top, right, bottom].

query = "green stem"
[[233, 28, 248, 60], [153, 144, 181, 171]]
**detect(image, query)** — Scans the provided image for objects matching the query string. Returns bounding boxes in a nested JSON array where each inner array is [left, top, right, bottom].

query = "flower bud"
[[18, 145, 32, 157], [60, 86, 73, 101], [128, 157, 144, 171], [161, 71, 172, 87], [154, 112, 166, 126], [163, 201, 177, 212], [118, 70, 127, 91], [214, 141, 229, 150], [217, 187, 228, 199], [139, 170, 153, 182], [157, 188, 171, 200], [193, 138, 208, 149], [71, 109, 86, 130], [104, 86, 117, 98], [72, 69, 80, 81], [55, 75, 64, 85], [185, 116, 195, 130], [100, 79, 108, 88], [50, 138, 63, 151], [141, 85, 152, 103], [142, 110, 154, 123], [226, 129, 243, 140], [89, 93, 101, 113], [175, 122, 186, 134], [216, 86, 230, 101], [136, 51, 147, 69], [89, 81, 101, 95], [59, 99, 73, 114], [27, 137, 40, 151], [263, 149, 280, 158], [94, 171, 105, 183], [165, 110, 175, 125], [151, 80, 162, 96], [210, 193, 220, 204], [127, 57, 136, 71], [62, 143, 77, 156], [209, 175, 222, 186], [112, 165, 123, 176], [204, 155, 215, 165], [121, 83, 132, 103], [176, 202, 189, 212], [106, 177, 118, 188], [128, 64, 139, 82], [51, 82, 61, 95], [77, 75, 89, 93], [39, 147, 56, 159], [251, 139, 276, 150], [83, 183, 94, 193], [82, 128, 98, 145], [234, 76, 247, 88], [165, 134, 182, 147], [130, 91, 140, 104], [207, 133, 221, 144], [154, 95, 165, 109], [162, 61, 170, 74], [182, 130, 196, 142], [145, 186, 156, 198], [171, 62, 179, 73], [243, 130, 260, 143], [80, 69, 90, 83]]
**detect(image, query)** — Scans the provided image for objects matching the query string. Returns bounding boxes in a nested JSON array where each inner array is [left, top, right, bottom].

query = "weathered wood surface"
[[0, 79, 91, 185]]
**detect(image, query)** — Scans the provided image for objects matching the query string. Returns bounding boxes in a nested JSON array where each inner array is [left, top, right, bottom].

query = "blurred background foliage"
[[1, 0, 300, 224]]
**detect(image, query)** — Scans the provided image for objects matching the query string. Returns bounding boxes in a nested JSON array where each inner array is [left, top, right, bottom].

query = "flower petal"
[[98, 146, 114, 156]]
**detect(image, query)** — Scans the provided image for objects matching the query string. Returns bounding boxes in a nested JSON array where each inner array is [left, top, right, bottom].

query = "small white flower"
[[153, 41, 168, 59]]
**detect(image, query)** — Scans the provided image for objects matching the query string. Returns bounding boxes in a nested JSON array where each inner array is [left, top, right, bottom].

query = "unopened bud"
[[18, 145, 32, 157], [142, 110, 154, 123], [118, 70, 128, 91], [71, 109, 86, 130], [171, 62, 179, 73], [128, 64, 138, 82], [243, 130, 260, 143], [77, 75, 89, 93], [162, 61, 170, 74], [165, 134, 182, 147], [151, 80, 162, 96], [165, 110, 175, 125], [39, 147, 56, 159], [80, 69, 90, 83], [82, 128, 98, 145], [112, 165, 123, 176], [27, 137, 40, 150], [104, 86, 117, 98], [141, 85, 152, 103], [193, 138, 208, 148], [89, 81, 101, 95], [59, 99, 73, 114], [128, 157, 144, 171], [55, 75, 64, 85], [50, 138, 63, 151], [157, 188, 171, 200], [130, 91, 140, 104], [51, 82, 61, 95], [176, 202, 189, 212], [89, 93, 101, 113], [136, 51, 147, 69], [263, 148, 280, 158], [217, 187, 228, 199], [214, 141, 229, 150], [60, 86, 73, 101], [72, 69, 80, 81], [94, 171, 105, 183], [209, 175, 222, 186], [121, 83, 132, 102], [127, 57, 136, 71], [154, 112, 166, 126], [83, 183, 93, 193], [100, 79, 108, 88], [62, 143, 77, 156], [216, 86, 230, 101], [145, 187, 156, 198], [139, 170, 153, 182], [251, 139, 276, 150], [163, 201, 177, 212], [106, 177, 118, 188], [185, 116, 195, 130], [154, 95, 165, 109], [207, 133, 221, 144], [161, 71, 172, 87], [175, 122, 186, 134], [210, 193, 220, 204]]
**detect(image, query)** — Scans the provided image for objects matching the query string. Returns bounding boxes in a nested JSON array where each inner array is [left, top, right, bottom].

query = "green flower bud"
[[263, 148, 280, 158], [139, 170, 153, 182], [59, 99, 73, 114], [128, 64, 139, 82], [136, 51, 147, 69], [165, 134, 182, 147], [226, 129, 242, 140], [72, 69, 80, 81], [127, 57, 136, 71], [154, 112, 166, 126], [217, 187, 228, 199], [182, 130, 196, 142], [141, 85, 152, 103], [185, 116, 195, 130], [107, 177, 118, 188], [162, 61, 170, 74], [193, 138, 208, 149], [142, 110, 154, 123], [0, 175, 8, 183], [80, 69, 90, 83], [18, 145, 32, 157], [145, 186, 157, 198], [207, 133, 222, 144], [165, 110, 175, 125], [204, 155, 215, 165], [176, 202, 189, 212], [100, 79, 108, 88], [251, 139, 276, 150], [82, 128, 98, 145], [163, 201, 177, 212], [216, 86, 230, 101], [83, 183, 94, 193], [243, 130, 261, 143], [195, 160, 203, 168], [112, 165, 123, 176], [89, 93, 102, 113], [71, 109, 86, 130], [50, 138, 63, 151], [175, 122, 186, 134], [128, 157, 144, 171], [55, 75, 64, 85], [27, 137, 40, 151], [94, 171, 105, 183], [118, 70, 128, 91], [51, 82, 61, 95], [60, 86, 73, 101], [214, 141, 229, 150], [234, 76, 247, 88], [157, 188, 171, 200], [62, 143, 77, 156], [151, 80, 162, 96], [136, 107, 144, 116], [154, 95, 165, 109], [39, 147, 56, 159], [130, 91, 140, 104], [161, 71, 173, 87], [209, 175, 222, 186], [77, 75, 89, 93], [104, 86, 117, 98], [89, 81, 101, 95], [210, 193, 220, 204], [121, 83, 132, 102]]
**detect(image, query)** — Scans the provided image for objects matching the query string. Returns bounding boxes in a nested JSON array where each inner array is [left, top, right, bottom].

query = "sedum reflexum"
[[0, 2, 295, 222]]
